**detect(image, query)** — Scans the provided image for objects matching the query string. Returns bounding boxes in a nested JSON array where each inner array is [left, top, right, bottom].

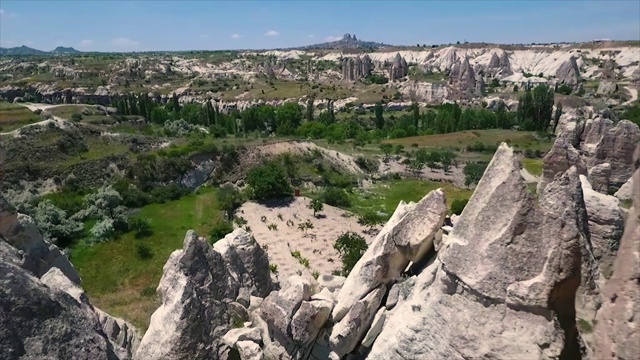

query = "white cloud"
[[80, 40, 94, 47], [0, 9, 4, 15], [325, 35, 342, 42], [111, 37, 140, 49], [0, 8, 16, 18], [230, 33, 242, 40], [264, 30, 280, 37]]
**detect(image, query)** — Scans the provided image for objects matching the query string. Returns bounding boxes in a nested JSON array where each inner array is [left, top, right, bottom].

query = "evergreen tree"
[[306, 96, 315, 122], [374, 102, 385, 130]]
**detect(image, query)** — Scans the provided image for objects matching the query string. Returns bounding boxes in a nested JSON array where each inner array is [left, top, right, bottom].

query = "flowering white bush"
[[89, 217, 115, 242], [33, 200, 84, 245]]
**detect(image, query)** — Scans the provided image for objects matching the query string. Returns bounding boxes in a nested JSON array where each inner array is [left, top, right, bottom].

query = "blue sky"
[[1, 0, 639, 51]]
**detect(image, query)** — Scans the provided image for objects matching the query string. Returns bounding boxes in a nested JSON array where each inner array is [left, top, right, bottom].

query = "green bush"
[[357, 211, 384, 229], [322, 187, 351, 208], [130, 216, 152, 238], [217, 184, 244, 220], [450, 198, 469, 215], [463, 161, 489, 187], [334, 231, 368, 276], [310, 198, 324, 217], [136, 243, 153, 260], [556, 84, 572, 95], [71, 113, 83, 122], [247, 162, 293, 201], [209, 221, 234, 244]]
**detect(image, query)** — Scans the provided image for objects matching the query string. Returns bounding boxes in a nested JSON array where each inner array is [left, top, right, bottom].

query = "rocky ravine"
[[1, 133, 638, 358]]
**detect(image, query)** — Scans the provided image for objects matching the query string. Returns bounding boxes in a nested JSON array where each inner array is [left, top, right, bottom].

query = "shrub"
[[463, 161, 489, 187], [71, 113, 83, 122], [355, 156, 378, 173], [130, 216, 152, 238], [556, 84, 572, 95], [136, 243, 153, 260], [322, 187, 351, 208], [247, 162, 294, 201], [269, 264, 279, 274], [217, 184, 244, 220], [310, 198, 324, 217], [209, 221, 234, 244], [32, 200, 84, 247], [334, 231, 368, 276], [358, 211, 385, 230], [89, 218, 115, 243], [450, 198, 469, 215]]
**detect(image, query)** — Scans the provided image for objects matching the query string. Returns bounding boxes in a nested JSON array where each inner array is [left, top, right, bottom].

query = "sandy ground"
[[380, 157, 466, 187], [520, 168, 539, 183], [623, 86, 638, 105], [236, 197, 375, 282], [257, 141, 365, 175], [0, 103, 73, 137]]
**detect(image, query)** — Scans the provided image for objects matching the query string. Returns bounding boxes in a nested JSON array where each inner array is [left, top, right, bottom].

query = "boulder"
[[290, 299, 333, 345], [95, 308, 141, 360], [588, 162, 611, 193], [329, 285, 386, 358], [580, 175, 624, 280], [222, 328, 262, 348], [0, 242, 120, 360], [586, 120, 640, 186], [332, 187, 445, 322], [317, 274, 345, 292], [555, 56, 581, 90], [236, 340, 264, 360], [136, 229, 273, 360], [537, 137, 586, 194], [0, 196, 81, 284], [259, 276, 311, 339], [370, 144, 586, 359], [360, 307, 387, 348], [614, 170, 636, 201], [389, 188, 447, 262], [555, 108, 586, 147], [595, 145, 640, 360]]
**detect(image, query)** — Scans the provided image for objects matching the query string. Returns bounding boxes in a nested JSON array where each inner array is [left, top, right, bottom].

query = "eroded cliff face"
[[0, 195, 141, 360]]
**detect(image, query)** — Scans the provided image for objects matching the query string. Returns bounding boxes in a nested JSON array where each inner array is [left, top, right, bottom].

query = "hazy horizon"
[[1, 0, 639, 52]]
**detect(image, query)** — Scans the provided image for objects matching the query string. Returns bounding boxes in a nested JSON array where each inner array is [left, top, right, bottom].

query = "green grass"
[[521, 158, 543, 176], [70, 187, 224, 330], [0, 102, 40, 131], [347, 179, 473, 219], [62, 138, 129, 167], [384, 129, 554, 152]]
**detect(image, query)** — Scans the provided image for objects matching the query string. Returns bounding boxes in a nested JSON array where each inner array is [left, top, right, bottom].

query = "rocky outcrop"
[[595, 144, 640, 360], [0, 195, 81, 284], [580, 176, 624, 280], [135, 228, 273, 360], [585, 119, 640, 187], [449, 57, 478, 93], [597, 58, 618, 95], [387, 53, 408, 81], [614, 169, 636, 201], [556, 56, 581, 90], [537, 136, 586, 194], [588, 162, 611, 193], [369, 144, 587, 359], [332, 189, 447, 321]]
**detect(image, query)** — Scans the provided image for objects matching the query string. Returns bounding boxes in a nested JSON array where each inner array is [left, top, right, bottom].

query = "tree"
[[517, 84, 554, 131], [408, 157, 425, 177], [334, 231, 368, 276], [129, 216, 152, 238], [217, 184, 244, 220], [394, 144, 404, 155], [275, 102, 303, 135], [305, 96, 315, 122], [310, 198, 324, 217], [379, 143, 393, 160], [450, 198, 469, 215], [440, 150, 456, 172], [247, 162, 294, 201], [463, 161, 489, 187], [374, 102, 385, 129], [411, 101, 420, 130]]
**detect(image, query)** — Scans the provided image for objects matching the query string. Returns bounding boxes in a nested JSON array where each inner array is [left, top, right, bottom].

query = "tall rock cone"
[[369, 144, 586, 359], [595, 144, 640, 360]]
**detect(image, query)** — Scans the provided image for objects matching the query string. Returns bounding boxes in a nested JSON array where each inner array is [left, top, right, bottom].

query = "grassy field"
[[347, 179, 474, 218], [0, 102, 40, 131], [521, 158, 543, 176], [384, 129, 554, 152], [70, 186, 224, 330]]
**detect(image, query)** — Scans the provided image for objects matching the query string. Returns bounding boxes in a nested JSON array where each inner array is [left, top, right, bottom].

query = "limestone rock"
[[0, 196, 81, 284], [390, 188, 447, 262], [595, 145, 640, 360], [136, 229, 273, 360], [95, 308, 141, 360], [580, 175, 624, 280], [537, 137, 586, 194], [556, 56, 581, 90], [214, 228, 274, 298], [614, 170, 636, 201], [361, 307, 387, 348], [317, 274, 345, 292], [329, 285, 385, 358], [236, 340, 264, 360], [588, 162, 611, 193], [370, 144, 587, 359], [587, 119, 640, 186], [0, 244, 119, 360], [555, 108, 586, 147], [331, 200, 415, 321], [222, 328, 262, 348], [290, 299, 333, 345], [259, 275, 311, 339]]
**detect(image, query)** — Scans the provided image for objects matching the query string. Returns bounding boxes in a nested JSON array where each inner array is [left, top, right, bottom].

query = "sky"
[[1, 0, 639, 52]]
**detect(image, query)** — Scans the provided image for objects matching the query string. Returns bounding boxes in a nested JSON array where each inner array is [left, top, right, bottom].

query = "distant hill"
[[50, 46, 81, 54], [0, 45, 81, 56], [293, 34, 389, 50]]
